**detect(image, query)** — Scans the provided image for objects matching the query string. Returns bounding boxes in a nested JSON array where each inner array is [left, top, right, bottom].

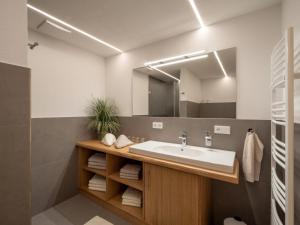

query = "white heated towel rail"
[[270, 27, 299, 225]]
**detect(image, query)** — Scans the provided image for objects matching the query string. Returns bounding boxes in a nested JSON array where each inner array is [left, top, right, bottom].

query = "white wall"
[[201, 76, 236, 103], [282, 0, 300, 123], [106, 5, 281, 120], [179, 68, 202, 103], [132, 71, 149, 115], [282, 0, 300, 30], [28, 30, 106, 118], [0, 0, 27, 66]]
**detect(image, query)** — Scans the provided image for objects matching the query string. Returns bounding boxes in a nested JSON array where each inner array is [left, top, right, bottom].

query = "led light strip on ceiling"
[[188, 0, 205, 28], [37, 20, 72, 33], [213, 51, 228, 77], [144, 50, 207, 68], [152, 54, 208, 68], [149, 66, 180, 82], [27, 4, 123, 53], [144, 50, 205, 66]]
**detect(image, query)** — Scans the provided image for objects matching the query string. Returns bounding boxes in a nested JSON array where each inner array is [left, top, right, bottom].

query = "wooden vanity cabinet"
[[144, 163, 211, 225], [77, 141, 238, 225]]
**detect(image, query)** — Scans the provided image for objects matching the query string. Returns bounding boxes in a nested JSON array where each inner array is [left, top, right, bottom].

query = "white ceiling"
[[28, 0, 280, 57]]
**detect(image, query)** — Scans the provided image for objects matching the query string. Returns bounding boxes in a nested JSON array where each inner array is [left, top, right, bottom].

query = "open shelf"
[[108, 193, 143, 220], [109, 172, 143, 191], [80, 186, 107, 201], [78, 146, 144, 224], [83, 166, 106, 177]]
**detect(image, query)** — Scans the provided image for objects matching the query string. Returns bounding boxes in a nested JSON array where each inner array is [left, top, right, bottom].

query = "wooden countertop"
[[77, 140, 239, 184]]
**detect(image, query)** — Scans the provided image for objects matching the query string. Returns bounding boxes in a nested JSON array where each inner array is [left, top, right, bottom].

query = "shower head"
[[28, 42, 39, 50]]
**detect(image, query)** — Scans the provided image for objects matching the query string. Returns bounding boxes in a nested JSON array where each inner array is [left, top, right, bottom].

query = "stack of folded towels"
[[88, 153, 106, 170], [120, 164, 141, 180], [122, 187, 142, 207], [88, 175, 106, 192]]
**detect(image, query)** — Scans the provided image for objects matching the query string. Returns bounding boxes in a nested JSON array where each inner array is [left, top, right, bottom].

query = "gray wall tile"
[[0, 62, 30, 225], [119, 116, 271, 225], [31, 117, 94, 215]]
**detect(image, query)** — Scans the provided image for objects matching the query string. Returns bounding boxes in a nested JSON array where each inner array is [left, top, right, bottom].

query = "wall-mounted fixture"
[[213, 51, 228, 77], [27, 4, 123, 53], [144, 50, 207, 68], [37, 20, 72, 33], [188, 0, 205, 28], [28, 42, 39, 50]]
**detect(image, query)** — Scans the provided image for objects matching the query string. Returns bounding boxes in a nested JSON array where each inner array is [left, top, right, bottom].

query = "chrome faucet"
[[179, 131, 187, 149], [205, 131, 212, 147]]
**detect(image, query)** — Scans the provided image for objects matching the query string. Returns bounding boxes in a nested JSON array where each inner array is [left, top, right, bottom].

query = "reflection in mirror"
[[132, 47, 237, 118]]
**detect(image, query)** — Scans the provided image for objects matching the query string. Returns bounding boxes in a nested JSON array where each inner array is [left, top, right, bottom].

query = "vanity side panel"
[[198, 177, 211, 225], [144, 163, 199, 225]]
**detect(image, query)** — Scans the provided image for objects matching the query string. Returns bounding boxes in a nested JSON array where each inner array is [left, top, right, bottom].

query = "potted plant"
[[87, 98, 120, 140]]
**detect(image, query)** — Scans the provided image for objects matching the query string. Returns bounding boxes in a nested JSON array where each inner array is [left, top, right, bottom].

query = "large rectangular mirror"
[[132, 47, 237, 118]]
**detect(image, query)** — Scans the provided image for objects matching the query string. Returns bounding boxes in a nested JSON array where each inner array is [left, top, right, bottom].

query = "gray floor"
[[31, 194, 132, 225]]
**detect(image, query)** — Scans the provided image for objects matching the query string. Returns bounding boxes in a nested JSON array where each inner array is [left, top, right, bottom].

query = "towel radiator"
[[270, 27, 299, 225]]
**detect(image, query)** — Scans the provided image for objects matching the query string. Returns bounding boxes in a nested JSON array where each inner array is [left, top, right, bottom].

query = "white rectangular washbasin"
[[129, 141, 236, 173]]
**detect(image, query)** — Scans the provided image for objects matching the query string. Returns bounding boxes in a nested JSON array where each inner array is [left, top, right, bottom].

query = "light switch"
[[152, 122, 163, 129], [214, 125, 231, 135]]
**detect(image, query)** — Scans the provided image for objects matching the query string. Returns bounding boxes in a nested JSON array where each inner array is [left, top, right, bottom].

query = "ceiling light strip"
[[150, 66, 180, 82], [27, 4, 123, 53], [45, 20, 72, 33], [213, 51, 228, 77], [188, 0, 205, 28], [152, 54, 208, 68], [144, 50, 206, 66]]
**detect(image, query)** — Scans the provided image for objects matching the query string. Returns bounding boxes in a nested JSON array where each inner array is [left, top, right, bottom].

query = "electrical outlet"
[[214, 125, 231, 135], [152, 122, 163, 129]]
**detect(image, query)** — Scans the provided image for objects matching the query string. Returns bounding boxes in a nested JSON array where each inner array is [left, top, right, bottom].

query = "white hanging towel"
[[242, 131, 264, 182]]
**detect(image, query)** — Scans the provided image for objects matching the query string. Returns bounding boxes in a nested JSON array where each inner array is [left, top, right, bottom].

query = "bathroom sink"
[[129, 141, 236, 173]]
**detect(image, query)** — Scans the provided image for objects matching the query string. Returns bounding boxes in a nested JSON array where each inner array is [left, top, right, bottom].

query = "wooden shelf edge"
[[109, 172, 143, 191], [83, 166, 107, 177]]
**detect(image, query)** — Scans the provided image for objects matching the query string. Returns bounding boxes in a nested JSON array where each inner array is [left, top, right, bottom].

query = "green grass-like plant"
[[87, 98, 120, 140]]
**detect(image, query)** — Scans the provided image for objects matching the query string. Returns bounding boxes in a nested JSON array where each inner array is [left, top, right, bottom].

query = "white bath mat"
[[84, 216, 113, 225]]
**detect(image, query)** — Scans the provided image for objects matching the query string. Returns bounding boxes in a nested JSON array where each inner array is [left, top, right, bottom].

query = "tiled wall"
[[31, 117, 94, 215], [30, 116, 299, 225], [0, 62, 31, 225], [119, 116, 271, 225], [180, 101, 236, 118]]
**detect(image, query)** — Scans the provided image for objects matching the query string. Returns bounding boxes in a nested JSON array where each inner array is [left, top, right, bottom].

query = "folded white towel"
[[88, 182, 106, 186], [122, 187, 142, 201], [120, 173, 138, 177], [88, 162, 106, 166], [88, 186, 106, 192], [88, 164, 106, 169], [122, 196, 141, 203], [120, 164, 141, 175], [242, 131, 264, 182], [88, 153, 106, 163], [88, 182, 106, 187], [89, 181, 106, 186], [88, 158, 106, 163], [122, 199, 141, 207], [89, 175, 106, 184], [120, 174, 139, 180]]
